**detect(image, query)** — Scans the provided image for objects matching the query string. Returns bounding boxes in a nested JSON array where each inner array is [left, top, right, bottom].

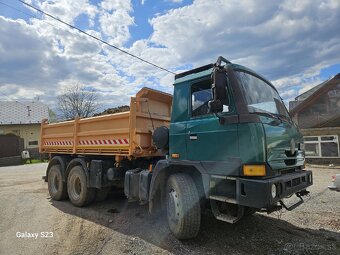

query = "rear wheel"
[[48, 165, 68, 200], [67, 165, 95, 207], [166, 173, 201, 239]]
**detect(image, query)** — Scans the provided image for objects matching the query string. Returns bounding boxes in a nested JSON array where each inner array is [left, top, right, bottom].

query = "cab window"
[[191, 79, 230, 117], [191, 80, 212, 117]]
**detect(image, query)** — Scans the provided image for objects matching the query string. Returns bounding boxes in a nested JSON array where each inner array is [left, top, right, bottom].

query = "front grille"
[[281, 168, 296, 175], [285, 176, 305, 188], [292, 177, 301, 186]]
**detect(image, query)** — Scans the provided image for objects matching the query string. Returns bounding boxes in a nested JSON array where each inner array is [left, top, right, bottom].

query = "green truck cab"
[[149, 56, 312, 238]]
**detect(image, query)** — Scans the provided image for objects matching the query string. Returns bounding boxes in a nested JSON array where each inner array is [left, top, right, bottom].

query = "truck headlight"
[[271, 184, 277, 198]]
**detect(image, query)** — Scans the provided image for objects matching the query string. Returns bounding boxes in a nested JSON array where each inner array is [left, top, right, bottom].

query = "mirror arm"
[[215, 112, 225, 125], [215, 56, 231, 67]]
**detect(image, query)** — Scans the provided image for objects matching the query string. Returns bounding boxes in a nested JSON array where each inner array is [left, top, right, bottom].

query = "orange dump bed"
[[40, 88, 172, 158]]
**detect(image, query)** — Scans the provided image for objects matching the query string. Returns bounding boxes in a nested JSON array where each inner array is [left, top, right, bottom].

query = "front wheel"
[[166, 173, 201, 239], [67, 166, 95, 207]]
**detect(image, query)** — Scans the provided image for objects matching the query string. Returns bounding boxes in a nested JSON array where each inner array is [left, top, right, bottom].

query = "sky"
[[0, 0, 339, 113]]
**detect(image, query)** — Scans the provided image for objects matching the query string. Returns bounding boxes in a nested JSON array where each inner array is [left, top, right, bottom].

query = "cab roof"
[[174, 61, 272, 87]]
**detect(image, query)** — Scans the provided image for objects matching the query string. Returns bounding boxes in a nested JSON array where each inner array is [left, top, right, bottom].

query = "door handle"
[[189, 134, 198, 140]]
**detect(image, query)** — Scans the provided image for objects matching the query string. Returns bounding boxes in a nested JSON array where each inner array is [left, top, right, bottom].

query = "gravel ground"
[[0, 163, 339, 255]]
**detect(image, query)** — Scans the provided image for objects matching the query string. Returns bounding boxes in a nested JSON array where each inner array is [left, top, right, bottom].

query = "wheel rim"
[[69, 174, 82, 200], [50, 171, 59, 194], [167, 189, 180, 224]]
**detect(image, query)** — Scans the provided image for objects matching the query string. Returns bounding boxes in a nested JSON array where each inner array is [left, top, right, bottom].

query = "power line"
[[1, 0, 176, 74], [16, 0, 176, 75], [0, 1, 38, 19], [0, 1, 100, 52], [0, 1, 87, 43], [0, 1, 176, 75]]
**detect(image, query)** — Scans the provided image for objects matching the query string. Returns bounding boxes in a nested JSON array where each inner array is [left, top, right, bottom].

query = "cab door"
[[186, 77, 239, 161]]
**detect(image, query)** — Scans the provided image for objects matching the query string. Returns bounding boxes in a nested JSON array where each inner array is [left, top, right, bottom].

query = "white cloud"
[[147, 0, 340, 102], [96, 0, 135, 46], [100, 0, 132, 12], [0, 15, 132, 110], [33, 0, 98, 24], [99, 10, 134, 46], [149, 0, 340, 78], [1, 0, 340, 114], [167, 0, 184, 3]]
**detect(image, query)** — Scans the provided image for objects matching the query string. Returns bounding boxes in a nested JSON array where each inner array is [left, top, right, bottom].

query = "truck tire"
[[48, 165, 68, 200], [95, 187, 110, 202], [166, 173, 201, 239], [67, 165, 95, 207]]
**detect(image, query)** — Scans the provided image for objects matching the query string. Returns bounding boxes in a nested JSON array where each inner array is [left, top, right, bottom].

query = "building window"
[[304, 135, 339, 158], [28, 141, 38, 146]]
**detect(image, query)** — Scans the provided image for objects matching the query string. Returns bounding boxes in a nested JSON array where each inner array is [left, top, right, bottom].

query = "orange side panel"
[[40, 88, 172, 158]]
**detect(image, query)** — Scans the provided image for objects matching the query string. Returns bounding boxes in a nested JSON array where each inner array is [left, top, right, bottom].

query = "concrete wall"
[[0, 124, 41, 149], [301, 127, 340, 165]]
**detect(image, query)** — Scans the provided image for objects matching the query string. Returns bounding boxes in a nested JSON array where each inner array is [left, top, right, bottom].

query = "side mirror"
[[209, 67, 228, 113], [208, 100, 223, 113]]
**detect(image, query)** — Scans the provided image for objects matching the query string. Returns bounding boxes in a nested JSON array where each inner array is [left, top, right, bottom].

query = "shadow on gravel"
[[51, 191, 340, 255]]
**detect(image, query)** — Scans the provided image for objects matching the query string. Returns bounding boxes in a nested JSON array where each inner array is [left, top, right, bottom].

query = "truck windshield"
[[235, 71, 290, 119]]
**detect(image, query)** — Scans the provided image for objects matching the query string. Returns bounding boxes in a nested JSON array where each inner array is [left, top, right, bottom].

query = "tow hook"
[[296, 189, 310, 197], [279, 190, 309, 211]]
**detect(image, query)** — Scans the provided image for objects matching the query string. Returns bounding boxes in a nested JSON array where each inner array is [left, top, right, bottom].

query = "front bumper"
[[236, 170, 313, 209]]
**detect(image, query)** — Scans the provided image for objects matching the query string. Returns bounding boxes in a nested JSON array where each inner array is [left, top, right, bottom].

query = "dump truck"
[[41, 56, 313, 239]]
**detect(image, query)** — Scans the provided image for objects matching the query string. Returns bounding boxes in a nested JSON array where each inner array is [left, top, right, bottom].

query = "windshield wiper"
[[274, 113, 293, 124], [251, 111, 282, 123], [274, 113, 294, 125]]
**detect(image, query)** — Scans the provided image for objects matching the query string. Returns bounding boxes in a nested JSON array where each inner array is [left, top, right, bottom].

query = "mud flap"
[[89, 160, 103, 188]]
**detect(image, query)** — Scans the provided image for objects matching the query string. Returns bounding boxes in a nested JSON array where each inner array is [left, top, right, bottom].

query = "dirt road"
[[0, 163, 339, 255]]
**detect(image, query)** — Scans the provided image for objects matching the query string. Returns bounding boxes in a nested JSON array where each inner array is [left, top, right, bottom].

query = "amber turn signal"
[[243, 165, 266, 176], [171, 153, 180, 159]]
